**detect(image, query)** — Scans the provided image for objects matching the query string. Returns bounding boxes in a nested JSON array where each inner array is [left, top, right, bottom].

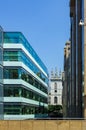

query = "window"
[[54, 82, 57, 93], [54, 96, 58, 104], [54, 82, 57, 89]]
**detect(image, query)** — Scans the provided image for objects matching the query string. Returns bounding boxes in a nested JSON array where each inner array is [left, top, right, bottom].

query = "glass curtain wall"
[[3, 32, 48, 117], [3, 50, 48, 84], [3, 32, 48, 75], [0, 26, 3, 119]]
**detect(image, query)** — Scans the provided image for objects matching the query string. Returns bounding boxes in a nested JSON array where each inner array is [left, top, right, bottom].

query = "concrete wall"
[[0, 120, 86, 130]]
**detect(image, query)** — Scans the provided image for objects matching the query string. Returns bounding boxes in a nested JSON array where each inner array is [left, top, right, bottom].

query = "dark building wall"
[[69, 0, 83, 118], [84, 0, 86, 118], [76, 0, 83, 117], [63, 41, 71, 117], [70, 0, 76, 117]]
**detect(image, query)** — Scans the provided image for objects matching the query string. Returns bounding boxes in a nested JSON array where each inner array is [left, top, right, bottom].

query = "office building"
[[3, 32, 48, 120], [0, 26, 3, 119], [48, 68, 63, 105]]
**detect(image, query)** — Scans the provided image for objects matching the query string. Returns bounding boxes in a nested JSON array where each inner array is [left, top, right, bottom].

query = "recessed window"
[[54, 82, 57, 93], [54, 82, 57, 90], [54, 96, 58, 104]]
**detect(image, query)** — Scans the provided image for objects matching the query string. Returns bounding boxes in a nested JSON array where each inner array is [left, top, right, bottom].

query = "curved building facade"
[[3, 32, 49, 120], [0, 26, 3, 119]]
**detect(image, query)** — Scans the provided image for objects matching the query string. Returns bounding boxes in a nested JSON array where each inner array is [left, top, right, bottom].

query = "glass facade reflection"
[[3, 32, 49, 120], [3, 50, 48, 84], [0, 26, 3, 119], [4, 68, 48, 94], [4, 32, 48, 75]]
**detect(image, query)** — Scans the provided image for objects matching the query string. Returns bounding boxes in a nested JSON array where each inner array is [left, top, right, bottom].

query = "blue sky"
[[0, 0, 70, 74]]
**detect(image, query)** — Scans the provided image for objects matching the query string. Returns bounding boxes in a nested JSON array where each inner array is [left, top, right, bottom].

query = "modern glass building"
[[0, 26, 3, 119], [3, 32, 48, 120]]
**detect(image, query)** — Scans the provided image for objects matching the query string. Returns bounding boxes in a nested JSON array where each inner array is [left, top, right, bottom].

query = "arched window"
[[54, 96, 58, 104]]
